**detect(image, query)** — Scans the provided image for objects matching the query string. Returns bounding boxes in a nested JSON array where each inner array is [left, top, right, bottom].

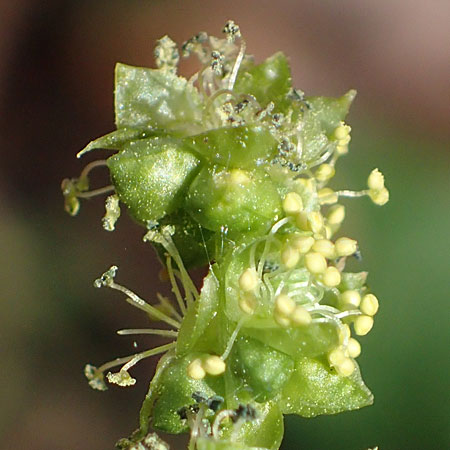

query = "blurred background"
[[1, 1, 449, 449]]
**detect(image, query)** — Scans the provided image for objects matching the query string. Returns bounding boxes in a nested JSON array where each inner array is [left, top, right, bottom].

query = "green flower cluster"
[[63, 22, 388, 450]]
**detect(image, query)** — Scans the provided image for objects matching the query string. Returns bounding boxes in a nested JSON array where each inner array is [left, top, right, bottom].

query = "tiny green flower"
[[63, 20, 388, 449]]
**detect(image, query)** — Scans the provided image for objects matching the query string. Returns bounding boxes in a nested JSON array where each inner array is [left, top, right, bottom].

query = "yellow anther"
[[282, 192, 304, 215], [354, 315, 374, 336], [229, 169, 250, 185], [238, 268, 259, 292], [305, 252, 327, 274], [334, 122, 351, 140], [328, 347, 346, 366], [335, 237, 357, 257], [340, 290, 361, 308], [327, 204, 345, 225], [336, 144, 349, 155], [274, 294, 296, 316], [307, 211, 324, 233], [318, 188, 338, 205], [312, 239, 336, 259], [203, 355, 226, 376], [291, 235, 315, 253], [315, 164, 335, 182], [295, 211, 309, 230], [295, 177, 315, 192], [281, 246, 300, 269], [291, 305, 312, 326], [347, 338, 361, 358], [367, 168, 385, 191], [336, 357, 355, 377], [322, 266, 341, 287], [274, 315, 291, 328], [187, 358, 206, 380], [238, 292, 258, 315], [339, 324, 351, 344], [360, 293, 379, 316], [369, 187, 389, 206]]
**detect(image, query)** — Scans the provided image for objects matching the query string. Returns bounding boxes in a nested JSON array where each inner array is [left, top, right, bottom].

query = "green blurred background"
[[1, 1, 449, 449]]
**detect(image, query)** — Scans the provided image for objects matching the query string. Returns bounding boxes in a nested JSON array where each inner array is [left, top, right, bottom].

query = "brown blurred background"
[[1, 1, 449, 449]]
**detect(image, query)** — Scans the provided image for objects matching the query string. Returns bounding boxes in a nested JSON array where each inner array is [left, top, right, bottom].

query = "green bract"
[[64, 22, 389, 450]]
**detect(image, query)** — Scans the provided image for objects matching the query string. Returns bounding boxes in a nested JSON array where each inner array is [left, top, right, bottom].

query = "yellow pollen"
[[282, 192, 304, 215], [336, 357, 355, 377], [291, 235, 315, 253], [334, 122, 351, 140], [308, 211, 324, 234], [327, 204, 345, 225], [354, 315, 374, 336], [347, 338, 361, 358], [369, 187, 389, 206], [336, 144, 349, 155], [274, 294, 296, 316], [291, 305, 312, 326], [360, 293, 379, 316], [315, 164, 335, 182], [187, 358, 206, 380], [328, 347, 346, 366], [238, 292, 258, 315], [367, 168, 385, 191], [335, 237, 357, 257], [312, 239, 336, 259], [305, 252, 327, 274], [281, 246, 300, 269], [318, 188, 338, 205], [322, 266, 341, 287], [339, 324, 351, 344], [238, 268, 258, 292], [340, 290, 361, 308], [203, 355, 226, 376]]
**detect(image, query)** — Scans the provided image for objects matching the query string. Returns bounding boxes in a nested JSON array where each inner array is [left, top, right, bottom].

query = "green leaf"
[[77, 127, 151, 158], [186, 166, 281, 234], [177, 270, 220, 356], [234, 52, 293, 114], [305, 90, 356, 135], [280, 356, 373, 417], [299, 90, 356, 163], [184, 125, 278, 170], [115, 63, 204, 134], [231, 335, 294, 401], [107, 137, 201, 224], [243, 321, 338, 359]]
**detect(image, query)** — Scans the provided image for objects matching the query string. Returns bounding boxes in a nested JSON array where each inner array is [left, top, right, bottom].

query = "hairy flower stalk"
[[63, 21, 388, 450]]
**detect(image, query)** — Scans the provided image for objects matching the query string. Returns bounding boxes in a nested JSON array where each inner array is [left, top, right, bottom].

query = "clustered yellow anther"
[[187, 355, 226, 380], [354, 315, 374, 336], [305, 252, 327, 274], [347, 338, 361, 358], [307, 211, 324, 234], [312, 239, 335, 259], [328, 347, 355, 377], [333, 121, 352, 155], [273, 294, 311, 327], [339, 290, 361, 308], [335, 237, 357, 257], [281, 246, 300, 269], [239, 268, 259, 292], [367, 168, 389, 206], [315, 163, 335, 182], [327, 204, 345, 225], [360, 293, 379, 316], [239, 292, 258, 315], [282, 191, 304, 215], [318, 188, 338, 205], [290, 235, 314, 253], [322, 266, 341, 287]]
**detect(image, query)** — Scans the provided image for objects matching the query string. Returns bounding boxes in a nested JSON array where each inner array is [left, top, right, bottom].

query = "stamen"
[[228, 39, 246, 90], [221, 318, 245, 360], [77, 185, 115, 198], [117, 329, 178, 337], [166, 255, 187, 316]]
